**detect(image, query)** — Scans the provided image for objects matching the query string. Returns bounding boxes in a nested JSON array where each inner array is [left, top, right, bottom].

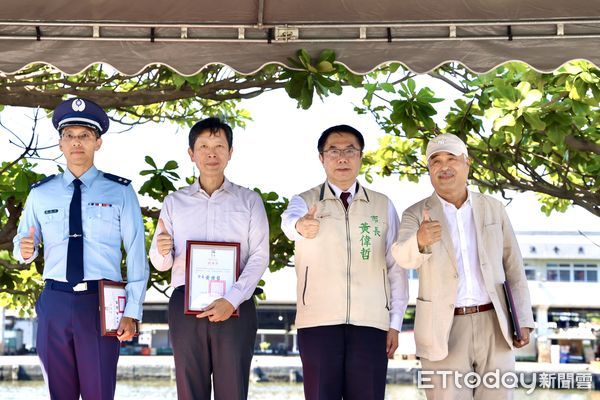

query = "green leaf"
[[560, 63, 583, 75], [15, 173, 28, 192], [520, 90, 543, 108], [493, 113, 516, 130], [407, 78, 416, 94], [569, 80, 586, 101], [516, 81, 532, 97], [484, 107, 504, 121], [492, 79, 515, 101], [523, 112, 546, 131], [163, 160, 178, 170], [297, 49, 317, 73], [172, 74, 186, 89], [546, 124, 563, 145], [329, 83, 343, 95], [145, 156, 157, 168], [387, 63, 401, 73], [317, 49, 336, 63], [571, 101, 588, 115], [379, 83, 396, 93], [579, 71, 598, 83], [417, 87, 444, 103]]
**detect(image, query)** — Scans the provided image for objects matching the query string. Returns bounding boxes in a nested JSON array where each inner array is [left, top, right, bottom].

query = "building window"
[[545, 262, 598, 282], [573, 263, 598, 282], [525, 268, 537, 280], [546, 263, 571, 282], [523, 263, 536, 280]]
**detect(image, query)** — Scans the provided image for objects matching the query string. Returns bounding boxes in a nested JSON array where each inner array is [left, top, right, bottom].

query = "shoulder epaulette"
[[30, 175, 56, 189], [103, 173, 131, 186]]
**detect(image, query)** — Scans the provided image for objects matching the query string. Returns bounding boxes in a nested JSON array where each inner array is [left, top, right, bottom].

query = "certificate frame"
[[185, 240, 241, 316], [99, 280, 139, 337]]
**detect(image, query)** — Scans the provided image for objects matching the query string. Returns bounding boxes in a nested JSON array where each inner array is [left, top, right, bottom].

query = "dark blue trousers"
[[298, 324, 388, 400], [36, 285, 120, 400]]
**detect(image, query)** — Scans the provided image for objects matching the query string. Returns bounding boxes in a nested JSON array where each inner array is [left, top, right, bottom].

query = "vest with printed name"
[[295, 182, 391, 331]]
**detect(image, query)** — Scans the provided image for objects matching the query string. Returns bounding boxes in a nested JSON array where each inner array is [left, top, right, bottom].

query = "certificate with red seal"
[[184, 241, 241, 317], [99, 280, 139, 336]]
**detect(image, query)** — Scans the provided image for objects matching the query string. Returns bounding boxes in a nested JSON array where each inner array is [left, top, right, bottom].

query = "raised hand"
[[20, 226, 36, 259], [416, 209, 442, 251], [156, 218, 173, 256], [295, 205, 320, 239]]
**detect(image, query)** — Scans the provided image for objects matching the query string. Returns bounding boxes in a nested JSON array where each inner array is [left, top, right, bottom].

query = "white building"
[[518, 231, 600, 337]]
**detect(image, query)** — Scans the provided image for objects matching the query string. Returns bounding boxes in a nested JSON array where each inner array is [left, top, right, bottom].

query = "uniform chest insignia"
[[88, 202, 113, 207], [103, 173, 131, 186]]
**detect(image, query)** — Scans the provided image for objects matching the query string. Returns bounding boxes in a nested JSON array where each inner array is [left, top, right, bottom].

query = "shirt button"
[[454, 274, 459, 279]]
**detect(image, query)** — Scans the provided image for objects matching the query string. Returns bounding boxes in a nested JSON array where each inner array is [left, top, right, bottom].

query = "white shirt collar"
[[328, 181, 357, 200], [436, 189, 471, 210], [189, 176, 233, 196]]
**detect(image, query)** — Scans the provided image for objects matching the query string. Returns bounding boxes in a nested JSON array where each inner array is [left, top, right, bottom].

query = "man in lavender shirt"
[[149, 117, 269, 400]]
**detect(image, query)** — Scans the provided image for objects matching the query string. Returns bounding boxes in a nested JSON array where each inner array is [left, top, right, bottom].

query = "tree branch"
[[0, 197, 22, 250], [0, 76, 286, 110], [565, 134, 600, 155], [427, 71, 469, 93], [0, 288, 31, 296], [0, 259, 30, 271]]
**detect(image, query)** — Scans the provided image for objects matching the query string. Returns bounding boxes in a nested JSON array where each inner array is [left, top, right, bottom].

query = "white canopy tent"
[[1, 0, 599, 75]]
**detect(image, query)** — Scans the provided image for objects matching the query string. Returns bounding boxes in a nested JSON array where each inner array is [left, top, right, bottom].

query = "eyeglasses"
[[321, 147, 361, 159], [60, 132, 98, 142]]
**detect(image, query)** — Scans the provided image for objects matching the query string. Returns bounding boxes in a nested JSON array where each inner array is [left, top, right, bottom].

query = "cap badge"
[[71, 98, 86, 112]]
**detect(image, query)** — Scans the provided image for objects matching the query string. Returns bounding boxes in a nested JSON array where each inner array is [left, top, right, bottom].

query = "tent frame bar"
[[0, 19, 598, 43], [1, 18, 599, 29]]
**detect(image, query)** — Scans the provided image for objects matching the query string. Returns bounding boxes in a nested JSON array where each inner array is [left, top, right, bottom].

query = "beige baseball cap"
[[425, 134, 468, 161]]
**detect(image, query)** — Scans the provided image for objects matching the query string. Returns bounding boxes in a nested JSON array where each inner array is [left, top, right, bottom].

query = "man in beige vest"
[[281, 125, 409, 400], [392, 134, 534, 400]]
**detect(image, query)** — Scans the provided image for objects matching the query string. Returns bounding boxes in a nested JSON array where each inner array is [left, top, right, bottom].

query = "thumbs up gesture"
[[156, 218, 173, 256], [416, 209, 442, 251], [20, 226, 36, 259], [295, 205, 320, 239]]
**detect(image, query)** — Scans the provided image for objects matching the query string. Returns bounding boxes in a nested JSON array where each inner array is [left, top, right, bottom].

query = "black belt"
[[454, 303, 494, 316], [45, 279, 99, 294]]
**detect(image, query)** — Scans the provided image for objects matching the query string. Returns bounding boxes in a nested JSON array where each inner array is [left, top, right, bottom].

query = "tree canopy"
[[0, 49, 358, 312], [1, 51, 598, 313], [358, 61, 599, 217]]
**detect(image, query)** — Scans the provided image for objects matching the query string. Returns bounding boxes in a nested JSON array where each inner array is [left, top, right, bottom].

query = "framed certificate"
[[185, 241, 241, 316], [99, 280, 139, 337]]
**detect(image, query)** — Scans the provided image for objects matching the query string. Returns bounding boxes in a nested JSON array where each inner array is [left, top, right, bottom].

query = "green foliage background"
[[1, 51, 598, 314]]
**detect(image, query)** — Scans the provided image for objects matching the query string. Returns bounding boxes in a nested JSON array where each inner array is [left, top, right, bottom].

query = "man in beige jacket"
[[392, 134, 534, 400], [282, 125, 409, 400]]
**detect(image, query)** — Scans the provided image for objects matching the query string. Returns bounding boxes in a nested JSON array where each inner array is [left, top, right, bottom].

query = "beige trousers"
[[420, 310, 515, 400]]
